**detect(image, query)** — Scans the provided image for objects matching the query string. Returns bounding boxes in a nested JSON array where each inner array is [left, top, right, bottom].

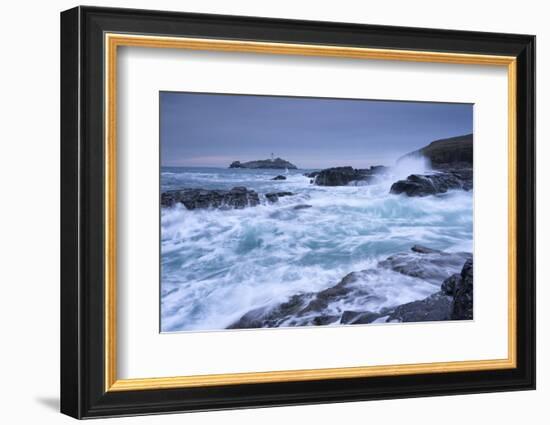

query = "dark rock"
[[340, 311, 360, 324], [379, 248, 472, 284], [293, 204, 312, 210], [392, 134, 473, 196], [390, 169, 472, 197], [226, 306, 267, 329], [369, 165, 389, 173], [450, 168, 474, 190], [435, 259, 473, 320], [384, 257, 473, 324], [313, 165, 388, 186], [298, 274, 355, 315], [297, 271, 383, 319], [441, 273, 461, 295], [314, 166, 361, 186], [161, 187, 260, 210], [411, 244, 442, 254], [451, 259, 473, 320], [227, 270, 381, 329], [312, 315, 340, 326], [229, 157, 297, 169], [228, 246, 472, 330], [271, 175, 287, 180], [398, 134, 473, 169], [227, 294, 309, 329], [340, 310, 380, 324], [304, 171, 320, 178], [265, 191, 294, 202], [387, 292, 453, 322]]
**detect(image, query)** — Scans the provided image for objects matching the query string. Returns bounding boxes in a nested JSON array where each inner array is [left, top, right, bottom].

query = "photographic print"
[[160, 92, 474, 333], [61, 9, 535, 417]]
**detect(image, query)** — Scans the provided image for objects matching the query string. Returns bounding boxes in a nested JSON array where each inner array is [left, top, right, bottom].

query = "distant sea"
[[160, 163, 473, 332]]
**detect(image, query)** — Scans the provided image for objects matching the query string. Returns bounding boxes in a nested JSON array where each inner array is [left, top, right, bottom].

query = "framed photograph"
[[60, 6, 535, 419]]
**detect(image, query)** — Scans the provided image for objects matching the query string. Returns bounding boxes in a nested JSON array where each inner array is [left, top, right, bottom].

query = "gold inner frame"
[[104, 33, 517, 392]]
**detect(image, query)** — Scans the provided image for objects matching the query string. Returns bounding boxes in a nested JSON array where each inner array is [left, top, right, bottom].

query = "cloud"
[[160, 92, 473, 168]]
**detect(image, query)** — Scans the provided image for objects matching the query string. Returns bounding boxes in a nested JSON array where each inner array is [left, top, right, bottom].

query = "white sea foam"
[[160, 165, 472, 332]]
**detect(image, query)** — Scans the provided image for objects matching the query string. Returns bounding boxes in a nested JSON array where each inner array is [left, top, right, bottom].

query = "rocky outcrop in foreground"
[[161, 188, 298, 209], [390, 168, 472, 197], [378, 245, 471, 284], [229, 158, 297, 169], [313, 165, 389, 186], [385, 258, 473, 322], [161, 187, 260, 209], [386, 293, 453, 323], [442, 258, 473, 320], [227, 246, 473, 329], [398, 134, 473, 169]]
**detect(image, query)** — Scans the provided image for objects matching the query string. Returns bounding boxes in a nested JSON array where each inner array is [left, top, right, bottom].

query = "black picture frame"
[[61, 5, 535, 419]]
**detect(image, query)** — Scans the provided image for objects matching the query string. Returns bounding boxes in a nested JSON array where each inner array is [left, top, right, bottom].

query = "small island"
[[229, 157, 297, 170]]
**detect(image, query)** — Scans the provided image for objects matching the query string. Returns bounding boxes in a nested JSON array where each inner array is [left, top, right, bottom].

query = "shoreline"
[[160, 135, 474, 332], [160, 168, 473, 332]]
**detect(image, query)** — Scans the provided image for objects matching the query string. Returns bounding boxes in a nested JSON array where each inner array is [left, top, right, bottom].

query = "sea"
[[160, 159, 473, 332]]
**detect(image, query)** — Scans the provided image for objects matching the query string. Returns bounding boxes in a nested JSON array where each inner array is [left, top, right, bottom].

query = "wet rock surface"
[[313, 166, 388, 186], [390, 169, 472, 197], [384, 257, 473, 323], [265, 191, 294, 202], [449, 259, 473, 320], [228, 270, 383, 328], [411, 244, 442, 254], [378, 246, 472, 284], [386, 293, 453, 322], [162, 188, 299, 208], [390, 134, 473, 197], [390, 133, 473, 197], [227, 294, 313, 329], [161, 187, 260, 210], [441, 273, 462, 295], [340, 310, 380, 325], [228, 246, 473, 329]]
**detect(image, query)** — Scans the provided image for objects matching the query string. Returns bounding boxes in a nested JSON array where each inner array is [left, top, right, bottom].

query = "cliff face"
[[398, 134, 473, 169], [229, 157, 297, 169]]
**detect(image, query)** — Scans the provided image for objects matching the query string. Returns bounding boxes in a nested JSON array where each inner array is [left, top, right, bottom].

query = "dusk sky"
[[160, 92, 473, 169]]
